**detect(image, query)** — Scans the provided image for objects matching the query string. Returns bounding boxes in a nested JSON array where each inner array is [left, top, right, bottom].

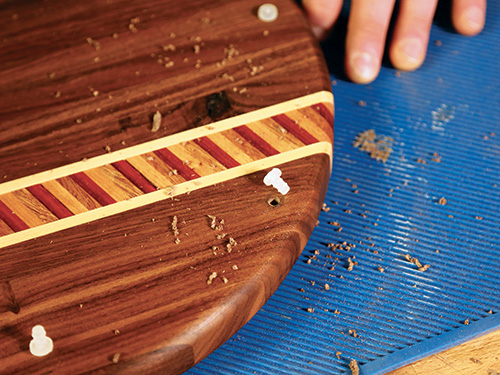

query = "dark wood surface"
[[0, 0, 333, 373]]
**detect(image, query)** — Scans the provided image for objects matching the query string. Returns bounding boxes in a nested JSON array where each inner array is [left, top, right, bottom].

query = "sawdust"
[[353, 129, 393, 163]]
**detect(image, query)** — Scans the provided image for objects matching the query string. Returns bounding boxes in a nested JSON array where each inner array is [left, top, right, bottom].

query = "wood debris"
[[348, 329, 358, 338], [206, 271, 217, 285], [464, 318, 470, 325], [86, 37, 101, 50], [111, 353, 121, 363], [321, 203, 330, 212], [347, 257, 357, 271], [349, 359, 360, 375], [151, 111, 162, 132], [353, 129, 393, 163], [438, 197, 447, 205], [172, 215, 180, 244], [307, 307, 314, 313], [405, 253, 430, 271]]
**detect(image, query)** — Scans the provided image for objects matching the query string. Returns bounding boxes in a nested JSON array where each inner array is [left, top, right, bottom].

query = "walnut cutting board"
[[0, 0, 333, 374]]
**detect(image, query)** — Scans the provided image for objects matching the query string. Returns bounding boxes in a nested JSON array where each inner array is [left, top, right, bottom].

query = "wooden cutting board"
[[0, 0, 333, 374]]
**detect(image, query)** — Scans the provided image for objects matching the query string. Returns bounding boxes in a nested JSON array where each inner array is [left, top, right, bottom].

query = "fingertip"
[[453, 6, 485, 36], [346, 52, 380, 84], [390, 38, 426, 71]]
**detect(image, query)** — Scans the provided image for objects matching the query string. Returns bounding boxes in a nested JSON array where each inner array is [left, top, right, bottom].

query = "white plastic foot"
[[264, 168, 290, 195], [257, 4, 279, 23], [29, 325, 54, 357]]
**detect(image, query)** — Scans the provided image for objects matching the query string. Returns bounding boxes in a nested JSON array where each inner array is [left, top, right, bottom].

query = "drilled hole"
[[267, 197, 281, 207]]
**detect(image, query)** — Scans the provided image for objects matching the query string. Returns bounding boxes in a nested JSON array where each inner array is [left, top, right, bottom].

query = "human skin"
[[302, 0, 487, 83]]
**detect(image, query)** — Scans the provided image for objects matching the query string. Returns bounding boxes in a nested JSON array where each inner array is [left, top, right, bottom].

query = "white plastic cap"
[[258, 4, 279, 23], [30, 325, 54, 357], [264, 168, 290, 195]]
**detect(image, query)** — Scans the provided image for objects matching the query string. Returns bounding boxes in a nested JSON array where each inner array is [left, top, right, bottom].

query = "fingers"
[[452, 0, 486, 36], [344, 0, 396, 84], [302, 0, 343, 38], [389, 0, 438, 71]]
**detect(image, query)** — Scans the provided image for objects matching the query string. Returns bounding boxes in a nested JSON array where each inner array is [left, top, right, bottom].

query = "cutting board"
[[0, 0, 333, 374]]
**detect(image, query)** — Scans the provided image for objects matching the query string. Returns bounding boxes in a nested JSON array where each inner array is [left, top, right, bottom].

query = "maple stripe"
[[154, 148, 201, 181], [69, 172, 116, 206], [271, 114, 319, 145], [194, 137, 240, 169], [233, 125, 279, 157], [0, 199, 29, 232], [313, 102, 334, 125], [27, 185, 73, 219], [112, 160, 157, 194]]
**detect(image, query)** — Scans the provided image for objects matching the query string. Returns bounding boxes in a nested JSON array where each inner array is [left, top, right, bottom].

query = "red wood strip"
[[27, 184, 73, 219], [112, 160, 157, 194], [312, 103, 334, 126], [271, 114, 319, 145], [154, 148, 201, 181], [233, 125, 280, 157], [193, 137, 241, 169], [0, 199, 29, 232], [69, 172, 116, 206]]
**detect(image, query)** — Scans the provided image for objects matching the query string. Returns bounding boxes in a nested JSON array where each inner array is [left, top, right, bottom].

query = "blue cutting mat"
[[188, 2, 500, 374]]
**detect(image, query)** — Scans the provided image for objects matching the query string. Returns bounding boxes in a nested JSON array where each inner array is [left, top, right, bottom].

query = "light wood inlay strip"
[[42, 180, 89, 215], [168, 142, 227, 177], [0, 191, 56, 227], [294, 107, 334, 141], [206, 131, 262, 165], [0, 219, 14, 236], [0, 142, 332, 249], [57, 176, 102, 211], [248, 118, 306, 152], [85, 165, 143, 202]]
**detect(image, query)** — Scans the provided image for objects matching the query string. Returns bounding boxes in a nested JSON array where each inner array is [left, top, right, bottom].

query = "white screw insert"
[[264, 168, 290, 195], [29, 325, 53, 357], [258, 4, 279, 22]]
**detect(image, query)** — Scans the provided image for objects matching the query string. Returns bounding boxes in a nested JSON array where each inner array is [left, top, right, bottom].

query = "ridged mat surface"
[[188, 3, 500, 374]]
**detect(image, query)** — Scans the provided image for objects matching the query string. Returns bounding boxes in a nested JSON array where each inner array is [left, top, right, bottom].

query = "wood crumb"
[[464, 318, 470, 325], [417, 158, 427, 164], [151, 111, 162, 132], [307, 307, 314, 313], [438, 197, 447, 205], [321, 203, 330, 212], [347, 257, 357, 271], [469, 357, 482, 364], [86, 37, 101, 51], [435, 40, 442, 46], [206, 271, 217, 285], [232, 264, 238, 270], [221, 276, 229, 284], [104, 145, 111, 153], [111, 353, 121, 363], [298, 288, 305, 292], [324, 283, 330, 290], [113, 329, 120, 335], [357, 100, 366, 107], [353, 129, 393, 163], [378, 266, 385, 273], [335, 351, 342, 359], [475, 216, 483, 220], [348, 329, 358, 338], [349, 359, 359, 375]]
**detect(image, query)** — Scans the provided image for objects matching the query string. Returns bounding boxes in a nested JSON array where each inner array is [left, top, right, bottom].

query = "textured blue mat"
[[188, 3, 500, 374]]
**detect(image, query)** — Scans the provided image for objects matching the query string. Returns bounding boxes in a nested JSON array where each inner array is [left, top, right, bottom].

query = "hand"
[[302, 0, 487, 83]]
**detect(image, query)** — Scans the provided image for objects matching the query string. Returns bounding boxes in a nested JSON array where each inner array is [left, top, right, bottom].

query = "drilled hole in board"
[[267, 197, 281, 207]]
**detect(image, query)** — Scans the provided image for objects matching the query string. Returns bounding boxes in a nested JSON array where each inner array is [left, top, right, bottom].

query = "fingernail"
[[464, 6, 484, 30], [399, 38, 423, 65], [349, 52, 377, 82]]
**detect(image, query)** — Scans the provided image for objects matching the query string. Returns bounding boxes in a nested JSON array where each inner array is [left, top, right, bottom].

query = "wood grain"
[[0, 0, 333, 373], [0, 153, 330, 375], [388, 330, 500, 375]]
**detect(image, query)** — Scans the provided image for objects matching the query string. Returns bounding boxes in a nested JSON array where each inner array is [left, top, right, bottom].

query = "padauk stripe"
[[0, 199, 29, 232], [27, 184, 73, 219], [233, 125, 279, 157], [112, 160, 157, 194], [154, 148, 201, 181], [69, 172, 116, 206], [312, 102, 334, 126], [271, 114, 318, 145], [193, 137, 240, 169]]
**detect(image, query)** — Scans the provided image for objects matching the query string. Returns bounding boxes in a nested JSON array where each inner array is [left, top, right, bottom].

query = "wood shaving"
[[321, 203, 330, 212], [349, 359, 359, 375], [112, 353, 121, 363], [86, 37, 101, 50], [307, 307, 314, 313], [353, 129, 393, 163], [347, 257, 357, 271], [324, 284, 330, 290], [206, 272, 217, 285], [151, 111, 162, 132], [464, 318, 470, 325], [348, 329, 358, 338]]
